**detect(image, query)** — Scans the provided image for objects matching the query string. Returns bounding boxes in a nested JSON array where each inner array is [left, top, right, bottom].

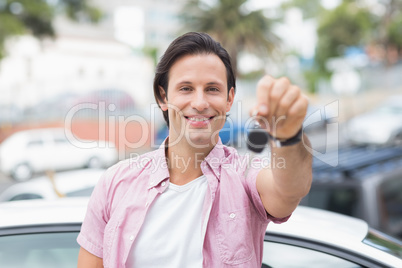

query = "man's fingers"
[[275, 85, 301, 119], [281, 95, 308, 133], [272, 90, 308, 140], [256, 75, 274, 116], [254, 75, 308, 139], [287, 94, 308, 119], [268, 77, 290, 119]]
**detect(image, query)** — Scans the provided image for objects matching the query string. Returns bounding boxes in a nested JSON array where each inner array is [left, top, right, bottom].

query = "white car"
[[346, 95, 402, 145], [0, 199, 400, 268], [0, 169, 105, 202], [0, 128, 117, 181]]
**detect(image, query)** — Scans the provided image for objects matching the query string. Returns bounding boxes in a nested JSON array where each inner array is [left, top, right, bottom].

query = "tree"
[[282, 0, 402, 93], [0, 0, 102, 60], [180, 0, 281, 77], [376, 0, 402, 65], [315, 1, 374, 74], [281, 0, 323, 20]]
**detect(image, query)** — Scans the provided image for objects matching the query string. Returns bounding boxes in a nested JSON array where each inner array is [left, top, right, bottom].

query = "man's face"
[[159, 53, 234, 148]]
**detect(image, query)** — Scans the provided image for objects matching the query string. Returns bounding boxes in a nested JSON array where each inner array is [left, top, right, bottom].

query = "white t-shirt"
[[127, 175, 208, 267]]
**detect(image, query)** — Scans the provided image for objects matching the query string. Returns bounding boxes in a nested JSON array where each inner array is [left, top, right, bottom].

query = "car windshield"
[[0, 231, 80, 267], [363, 229, 402, 258]]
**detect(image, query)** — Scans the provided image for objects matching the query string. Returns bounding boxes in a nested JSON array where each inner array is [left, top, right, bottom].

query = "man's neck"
[[165, 138, 214, 186]]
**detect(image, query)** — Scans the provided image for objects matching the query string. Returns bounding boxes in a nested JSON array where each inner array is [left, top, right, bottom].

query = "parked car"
[[303, 103, 337, 133], [346, 95, 402, 145], [300, 146, 402, 239], [0, 128, 117, 182], [0, 169, 104, 202], [0, 198, 87, 268], [219, 119, 245, 147], [0, 198, 400, 267]]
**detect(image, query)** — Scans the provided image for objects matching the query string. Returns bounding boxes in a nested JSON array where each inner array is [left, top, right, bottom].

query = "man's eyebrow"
[[177, 81, 192, 85], [176, 81, 224, 86], [206, 81, 224, 86]]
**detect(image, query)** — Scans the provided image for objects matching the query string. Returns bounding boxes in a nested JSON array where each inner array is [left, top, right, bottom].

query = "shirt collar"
[[146, 139, 170, 189], [149, 137, 226, 186]]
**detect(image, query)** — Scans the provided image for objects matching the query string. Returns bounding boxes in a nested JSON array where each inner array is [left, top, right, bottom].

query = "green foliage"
[[388, 14, 402, 48], [0, 0, 102, 60], [315, 2, 375, 72], [283, 0, 402, 93], [180, 0, 281, 77], [142, 46, 159, 68], [62, 0, 102, 23], [281, 0, 323, 19]]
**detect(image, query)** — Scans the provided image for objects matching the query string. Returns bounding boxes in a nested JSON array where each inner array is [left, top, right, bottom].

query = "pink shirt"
[[77, 139, 289, 267]]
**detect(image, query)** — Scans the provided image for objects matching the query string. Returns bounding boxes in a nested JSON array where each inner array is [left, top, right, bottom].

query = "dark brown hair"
[[153, 32, 236, 127]]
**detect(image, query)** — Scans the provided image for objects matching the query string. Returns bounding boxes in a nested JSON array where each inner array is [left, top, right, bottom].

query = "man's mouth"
[[185, 116, 214, 122], [184, 115, 215, 127]]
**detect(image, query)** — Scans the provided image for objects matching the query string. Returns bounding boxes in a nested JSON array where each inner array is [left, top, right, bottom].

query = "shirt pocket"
[[215, 207, 255, 265]]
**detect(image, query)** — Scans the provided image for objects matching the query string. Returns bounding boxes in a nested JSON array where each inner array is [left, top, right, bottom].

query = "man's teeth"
[[188, 117, 210, 121]]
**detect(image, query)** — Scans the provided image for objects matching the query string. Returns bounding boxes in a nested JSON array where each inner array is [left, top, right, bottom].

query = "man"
[[77, 32, 312, 267]]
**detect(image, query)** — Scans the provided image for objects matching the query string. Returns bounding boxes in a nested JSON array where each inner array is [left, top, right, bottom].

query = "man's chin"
[[185, 132, 217, 148]]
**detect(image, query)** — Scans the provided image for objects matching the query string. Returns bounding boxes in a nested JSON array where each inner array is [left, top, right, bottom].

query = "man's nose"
[[191, 90, 209, 111]]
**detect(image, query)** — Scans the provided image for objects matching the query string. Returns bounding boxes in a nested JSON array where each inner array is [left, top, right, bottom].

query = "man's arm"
[[77, 247, 104, 268], [253, 75, 312, 218], [256, 136, 312, 218]]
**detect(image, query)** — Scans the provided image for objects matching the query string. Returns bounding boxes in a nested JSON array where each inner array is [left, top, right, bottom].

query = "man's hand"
[[251, 75, 308, 140]]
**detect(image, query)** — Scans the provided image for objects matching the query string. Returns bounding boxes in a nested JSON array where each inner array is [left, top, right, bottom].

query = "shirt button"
[[161, 182, 166, 187], [229, 213, 236, 219], [145, 201, 149, 207], [149, 181, 154, 186], [129, 235, 134, 241]]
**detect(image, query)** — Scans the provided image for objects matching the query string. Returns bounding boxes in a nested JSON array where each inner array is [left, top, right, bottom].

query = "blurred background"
[[0, 0, 401, 238]]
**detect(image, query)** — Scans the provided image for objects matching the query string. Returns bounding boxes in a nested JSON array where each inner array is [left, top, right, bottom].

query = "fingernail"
[[259, 104, 268, 114]]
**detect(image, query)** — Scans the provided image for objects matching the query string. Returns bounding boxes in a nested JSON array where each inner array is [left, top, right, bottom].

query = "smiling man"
[[77, 32, 312, 267]]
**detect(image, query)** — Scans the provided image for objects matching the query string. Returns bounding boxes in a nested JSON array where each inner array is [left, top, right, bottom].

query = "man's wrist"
[[269, 128, 303, 148]]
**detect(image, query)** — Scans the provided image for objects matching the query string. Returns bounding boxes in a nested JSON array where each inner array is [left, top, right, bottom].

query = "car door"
[[25, 133, 53, 172], [262, 234, 394, 268], [50, 131, 87, 170]]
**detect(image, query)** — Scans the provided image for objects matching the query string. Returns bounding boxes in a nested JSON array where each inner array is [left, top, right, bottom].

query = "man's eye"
[[180, 87, 191, 91], [208, 87, 219, 92]]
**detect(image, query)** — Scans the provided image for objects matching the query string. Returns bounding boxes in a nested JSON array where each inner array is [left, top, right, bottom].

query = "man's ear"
[[226, 87, 235, 112], [158, 86, 168, 111]]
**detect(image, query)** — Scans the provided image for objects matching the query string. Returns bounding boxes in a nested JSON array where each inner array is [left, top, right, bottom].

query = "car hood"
[[0, 197, 89, 228]]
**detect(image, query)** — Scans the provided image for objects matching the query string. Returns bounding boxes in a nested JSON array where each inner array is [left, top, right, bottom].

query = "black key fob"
[[247, 125, 269, 153]]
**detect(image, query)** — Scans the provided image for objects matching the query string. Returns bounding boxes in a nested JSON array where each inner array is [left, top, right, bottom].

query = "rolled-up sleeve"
[[77, 169, 111, 258], [242, 154, 291, 224]]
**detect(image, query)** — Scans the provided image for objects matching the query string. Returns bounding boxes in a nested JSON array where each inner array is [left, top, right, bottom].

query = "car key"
[[245, 111, 269, 177]]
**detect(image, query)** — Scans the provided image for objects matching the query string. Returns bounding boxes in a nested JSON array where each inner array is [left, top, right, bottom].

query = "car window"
[[54, 136, 69, 144], [378, 176, 402, 236], [9, 193, 43, 201], [66, 187, 95, 197], [303, 187, 361, 217], [263, 241, 363, 268], [0, 232, 80, 268], [27, 139, 44, 147]]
